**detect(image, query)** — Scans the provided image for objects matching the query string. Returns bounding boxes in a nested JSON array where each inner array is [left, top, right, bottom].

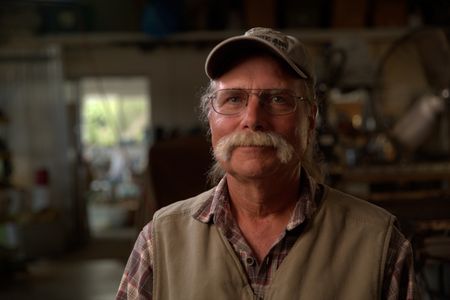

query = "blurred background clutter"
[[0, 0, 449, 299]]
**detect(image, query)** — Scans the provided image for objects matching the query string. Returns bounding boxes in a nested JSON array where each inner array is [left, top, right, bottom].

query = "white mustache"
[[214, 131, 295, 163]]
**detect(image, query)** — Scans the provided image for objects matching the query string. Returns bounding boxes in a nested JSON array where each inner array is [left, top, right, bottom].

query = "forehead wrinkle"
[[214, 77, 306, 94], [215, 55, 300, 87], [217, 76, 294, 90]]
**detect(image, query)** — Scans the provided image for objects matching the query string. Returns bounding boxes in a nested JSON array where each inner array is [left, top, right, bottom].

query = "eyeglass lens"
[[212, 89, 299, 115]]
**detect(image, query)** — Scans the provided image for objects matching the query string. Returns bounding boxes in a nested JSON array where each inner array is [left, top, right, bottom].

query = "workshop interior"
[[0, 0, 449, 299]]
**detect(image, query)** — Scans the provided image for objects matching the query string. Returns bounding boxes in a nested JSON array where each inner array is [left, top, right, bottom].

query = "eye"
[[217, 91, 245, 106], [227, 96, 243, 104], [268, 93, 290, 105]]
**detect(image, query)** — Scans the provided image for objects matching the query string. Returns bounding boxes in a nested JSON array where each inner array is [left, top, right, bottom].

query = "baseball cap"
[[205, 27, 314, 82]]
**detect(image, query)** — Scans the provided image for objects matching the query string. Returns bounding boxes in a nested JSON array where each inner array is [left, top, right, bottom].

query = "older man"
[[116, 27, 416, 300]]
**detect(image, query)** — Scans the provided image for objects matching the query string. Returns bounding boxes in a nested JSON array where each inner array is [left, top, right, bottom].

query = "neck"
[[225, 169, 301, 261], [226, 169, 300, 219]]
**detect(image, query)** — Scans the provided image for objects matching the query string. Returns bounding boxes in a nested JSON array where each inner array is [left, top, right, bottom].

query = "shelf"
[[1, 27, 412, 49], [330, 162, 450, 183]]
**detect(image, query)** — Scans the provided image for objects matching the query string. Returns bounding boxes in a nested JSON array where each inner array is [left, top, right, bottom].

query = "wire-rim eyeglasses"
[[208, 89, 308, 116]]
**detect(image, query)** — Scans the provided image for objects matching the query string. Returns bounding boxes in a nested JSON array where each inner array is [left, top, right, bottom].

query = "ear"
[[308, 103, 318, 132]]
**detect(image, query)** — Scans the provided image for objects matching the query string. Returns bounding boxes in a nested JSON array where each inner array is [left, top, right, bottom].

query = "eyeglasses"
[[208, 89, 307, 116]]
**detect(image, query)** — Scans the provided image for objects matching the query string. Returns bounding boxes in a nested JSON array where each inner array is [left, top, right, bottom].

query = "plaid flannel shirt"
[[116, 173, 416, 300]]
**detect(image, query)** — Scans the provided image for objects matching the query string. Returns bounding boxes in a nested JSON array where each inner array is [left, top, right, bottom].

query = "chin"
[[225, 157, 284, 179]]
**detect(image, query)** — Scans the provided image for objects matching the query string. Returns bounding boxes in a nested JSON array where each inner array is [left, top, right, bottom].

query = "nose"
[[241, 94, 267, 131]]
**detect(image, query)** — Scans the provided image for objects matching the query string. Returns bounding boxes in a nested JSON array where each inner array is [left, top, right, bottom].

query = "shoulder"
[[322, 185, 396, 227], [153, 188, 215, 221]]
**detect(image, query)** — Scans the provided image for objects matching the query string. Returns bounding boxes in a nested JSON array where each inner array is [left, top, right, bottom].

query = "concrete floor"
[[0, 228, 135, 300]]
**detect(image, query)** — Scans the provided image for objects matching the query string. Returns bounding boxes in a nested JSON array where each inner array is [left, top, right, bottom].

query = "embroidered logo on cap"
[[245, 27, 290, 52]]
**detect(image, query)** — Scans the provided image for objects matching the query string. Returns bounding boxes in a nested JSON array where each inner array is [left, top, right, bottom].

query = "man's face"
[[208, 55, 316, 180]]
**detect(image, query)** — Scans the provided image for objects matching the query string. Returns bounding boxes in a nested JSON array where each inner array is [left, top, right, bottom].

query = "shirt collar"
[[192, 177, 227, 224]]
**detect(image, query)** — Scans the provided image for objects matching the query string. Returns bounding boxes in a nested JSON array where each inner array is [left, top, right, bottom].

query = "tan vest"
[[152, 186, 395, 300]]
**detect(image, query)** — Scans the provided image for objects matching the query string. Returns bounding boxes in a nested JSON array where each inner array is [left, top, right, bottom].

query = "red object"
[[35, 169, 49, 186]]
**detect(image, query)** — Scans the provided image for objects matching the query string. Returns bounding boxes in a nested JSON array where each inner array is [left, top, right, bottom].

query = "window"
[[80, 77, 150, 233]]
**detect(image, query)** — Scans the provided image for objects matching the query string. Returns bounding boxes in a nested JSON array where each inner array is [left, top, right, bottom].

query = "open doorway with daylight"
[[80, 77, 150, 237]]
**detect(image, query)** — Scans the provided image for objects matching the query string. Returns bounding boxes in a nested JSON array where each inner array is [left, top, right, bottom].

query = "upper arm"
[[116, 222, 154, 300], [382, 226, 417, 300]]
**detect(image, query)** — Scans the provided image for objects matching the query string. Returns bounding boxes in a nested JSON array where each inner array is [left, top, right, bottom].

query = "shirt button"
[[246, 257, 255, 266]]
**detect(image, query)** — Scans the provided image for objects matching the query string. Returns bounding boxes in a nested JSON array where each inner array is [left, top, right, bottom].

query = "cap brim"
[[205, 36, 308, 80]]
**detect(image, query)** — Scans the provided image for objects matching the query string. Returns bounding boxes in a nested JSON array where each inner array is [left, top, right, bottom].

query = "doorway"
[[79, 77, 150, 237]]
